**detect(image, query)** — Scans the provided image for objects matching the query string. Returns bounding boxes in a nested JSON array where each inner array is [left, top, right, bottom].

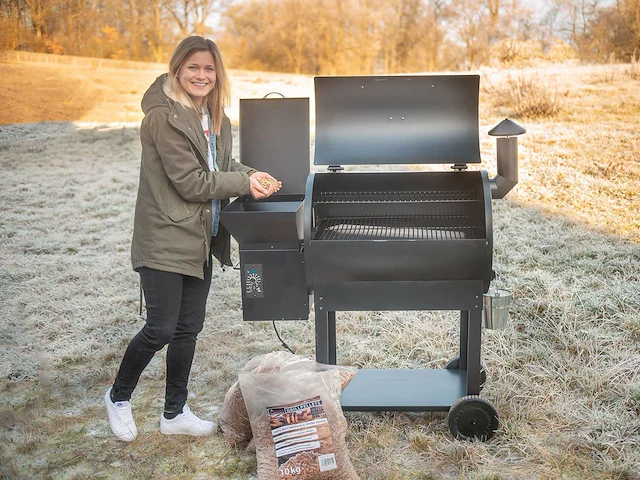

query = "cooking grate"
[[316, 215, 484, 240], [315, 190, 479, 204]]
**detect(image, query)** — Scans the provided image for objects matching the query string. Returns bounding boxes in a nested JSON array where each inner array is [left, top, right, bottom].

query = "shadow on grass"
[[0, 63, 103, 125]]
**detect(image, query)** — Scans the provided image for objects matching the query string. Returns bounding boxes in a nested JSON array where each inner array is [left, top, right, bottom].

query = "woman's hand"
[[249, 172, 281, 199]]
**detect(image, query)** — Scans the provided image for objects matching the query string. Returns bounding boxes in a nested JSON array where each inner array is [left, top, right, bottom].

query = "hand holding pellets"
[[249, 172, 282, 199], [257, 177, 283, 191]]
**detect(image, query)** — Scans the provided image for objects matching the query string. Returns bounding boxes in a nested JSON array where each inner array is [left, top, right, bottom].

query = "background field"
[[0, 55, 639, 479]]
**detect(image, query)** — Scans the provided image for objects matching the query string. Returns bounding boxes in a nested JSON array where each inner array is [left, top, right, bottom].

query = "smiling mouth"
[[192, 82, 209, 87]]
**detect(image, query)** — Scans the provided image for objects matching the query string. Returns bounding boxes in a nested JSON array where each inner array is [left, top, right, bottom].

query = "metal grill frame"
[[304, 170, 494, 415]]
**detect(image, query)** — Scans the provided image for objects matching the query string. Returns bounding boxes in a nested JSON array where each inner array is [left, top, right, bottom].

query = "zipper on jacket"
[[201, 215, 209, 267], [168, 105, 208, 165]]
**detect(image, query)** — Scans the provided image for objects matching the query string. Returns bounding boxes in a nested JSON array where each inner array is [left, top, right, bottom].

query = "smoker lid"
[[314, 75, 481, 166], [239, 97, 310, 195]]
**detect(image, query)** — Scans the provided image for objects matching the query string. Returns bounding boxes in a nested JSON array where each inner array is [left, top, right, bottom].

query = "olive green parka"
[[131, 73, 256, 279]]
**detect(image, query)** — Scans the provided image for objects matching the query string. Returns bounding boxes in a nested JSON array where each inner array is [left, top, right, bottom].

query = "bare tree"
[[450, 0, 489, 68], [617, 0, 640, 53], [487, 0, 501, 43], [167, 0, 223, 37], [142, 0, 169, 62], [551, 0, 602, 58], [345, 0, 385, 73], [422, 0, 454, 70], [24, 0, 52, 39], [169, 0, 190, 37], [0, 0, 29, 49], [123, 0, 141, 59]]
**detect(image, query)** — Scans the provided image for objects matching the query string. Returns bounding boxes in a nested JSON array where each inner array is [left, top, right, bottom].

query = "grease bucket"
[[483, 288, 512, 329]]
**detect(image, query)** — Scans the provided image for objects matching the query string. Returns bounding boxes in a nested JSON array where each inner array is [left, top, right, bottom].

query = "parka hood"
[[141, 73, 193, 115]]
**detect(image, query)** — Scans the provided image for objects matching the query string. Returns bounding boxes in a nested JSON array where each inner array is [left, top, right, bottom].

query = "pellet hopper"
[[220, 76, 525, 441]]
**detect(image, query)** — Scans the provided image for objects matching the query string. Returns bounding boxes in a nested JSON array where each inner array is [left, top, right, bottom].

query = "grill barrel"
[[304, 171, 493, 292]]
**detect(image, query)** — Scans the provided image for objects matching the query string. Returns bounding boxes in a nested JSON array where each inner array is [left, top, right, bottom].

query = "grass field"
[[0, 55, 639, 479]]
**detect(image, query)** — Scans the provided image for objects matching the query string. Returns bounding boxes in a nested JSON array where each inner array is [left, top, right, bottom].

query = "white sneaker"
[[160, 404, 216, 436], [104, 387, 137, 442]]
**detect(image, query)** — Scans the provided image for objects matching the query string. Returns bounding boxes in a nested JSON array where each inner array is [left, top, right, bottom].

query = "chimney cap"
[[488, 118, 526, 137]]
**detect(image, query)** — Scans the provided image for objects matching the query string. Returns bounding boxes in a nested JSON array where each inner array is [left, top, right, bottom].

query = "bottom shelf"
[[340, 368, 466, 412]]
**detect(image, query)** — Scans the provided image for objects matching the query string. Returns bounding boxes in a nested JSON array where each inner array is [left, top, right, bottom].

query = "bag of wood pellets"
[[219, 352, 356, 449], [238, 353, 359, 480], [218, 355, 269, 446], [219, 381, 252, 446]]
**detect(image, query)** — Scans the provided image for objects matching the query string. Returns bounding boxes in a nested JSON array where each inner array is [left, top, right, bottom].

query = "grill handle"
[[488, 119, 526, 199]]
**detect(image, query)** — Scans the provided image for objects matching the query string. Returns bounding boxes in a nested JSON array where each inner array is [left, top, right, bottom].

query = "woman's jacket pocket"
[[167, 193, 200, 222]]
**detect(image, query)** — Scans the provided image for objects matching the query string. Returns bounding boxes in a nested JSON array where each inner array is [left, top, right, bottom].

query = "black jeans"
[[111, 262, 212, 413]]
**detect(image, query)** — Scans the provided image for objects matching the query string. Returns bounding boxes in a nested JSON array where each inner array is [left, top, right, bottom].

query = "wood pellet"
[[257, 178, 282, 190]]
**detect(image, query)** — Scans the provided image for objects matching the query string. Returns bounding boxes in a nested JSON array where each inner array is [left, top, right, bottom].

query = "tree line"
[[0, 0, 224, 62], [1, 0, 639, 73]]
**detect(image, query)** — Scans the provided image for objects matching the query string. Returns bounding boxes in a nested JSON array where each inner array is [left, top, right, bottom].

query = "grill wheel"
[[447, 395, 499, 441]]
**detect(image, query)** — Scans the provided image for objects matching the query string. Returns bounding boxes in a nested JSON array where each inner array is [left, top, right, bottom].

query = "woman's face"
[[177, 50, 216, 106]]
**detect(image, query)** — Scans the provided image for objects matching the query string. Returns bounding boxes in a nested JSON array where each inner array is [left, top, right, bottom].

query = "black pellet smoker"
[[220, 74, 525, 441]]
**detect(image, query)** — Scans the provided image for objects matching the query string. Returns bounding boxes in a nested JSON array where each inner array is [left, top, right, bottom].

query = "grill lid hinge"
[[451, 163, 468, 171]]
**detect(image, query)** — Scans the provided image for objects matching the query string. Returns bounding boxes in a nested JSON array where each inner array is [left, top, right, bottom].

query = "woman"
[[105, 36, 279, 442]]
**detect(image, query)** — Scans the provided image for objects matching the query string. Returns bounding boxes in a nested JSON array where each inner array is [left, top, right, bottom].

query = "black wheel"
[[444, 356, 487, 389], [447, 395, 499, 442]]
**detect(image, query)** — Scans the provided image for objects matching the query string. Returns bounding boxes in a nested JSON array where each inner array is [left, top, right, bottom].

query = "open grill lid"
[[239, 97, 310, 195], [220, 97, 310, 246], [314, 75, 481, 166]]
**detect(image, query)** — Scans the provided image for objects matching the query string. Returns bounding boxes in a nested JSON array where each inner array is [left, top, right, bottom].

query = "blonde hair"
[[168, 36, 230, 135]]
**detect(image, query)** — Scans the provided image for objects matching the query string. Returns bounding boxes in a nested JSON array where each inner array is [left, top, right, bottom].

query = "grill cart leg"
[[466, 308, 483, 395], [459, 310, 469, 369], [445, 356, 487, 390], [315, 307, 336, 365], [447, 311, 487, 390]]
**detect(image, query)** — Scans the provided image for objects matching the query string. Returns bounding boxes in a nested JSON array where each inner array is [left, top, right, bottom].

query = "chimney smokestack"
[[488, 118, 526, 199]]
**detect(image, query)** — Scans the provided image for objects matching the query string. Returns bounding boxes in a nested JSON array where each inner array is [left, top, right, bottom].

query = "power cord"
[[272, 321, 295, 354]]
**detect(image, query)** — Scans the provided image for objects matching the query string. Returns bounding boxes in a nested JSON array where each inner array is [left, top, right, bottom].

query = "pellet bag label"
[[267, 396, 337, 477]]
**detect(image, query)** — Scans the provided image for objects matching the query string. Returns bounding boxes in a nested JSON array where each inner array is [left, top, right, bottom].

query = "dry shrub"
[[490, 39, 577, 68], [598, 53, 627, 83], [491, 39, 544, 68], [626, 50, 640, 80], [44, 37, 65, 55], [597, 50, 640, 83], [487, 74, 566, 119], [545, 40, 579, 64], [599, 61, 622, 83]]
